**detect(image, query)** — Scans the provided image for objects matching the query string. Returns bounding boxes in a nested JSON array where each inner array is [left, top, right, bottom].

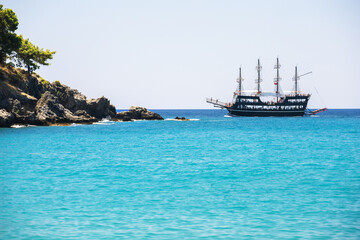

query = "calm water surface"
[[0, 109, 359, 239]]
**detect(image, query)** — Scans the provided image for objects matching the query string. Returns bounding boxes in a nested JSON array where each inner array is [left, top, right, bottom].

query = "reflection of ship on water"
[[207, 58, 326, 117]]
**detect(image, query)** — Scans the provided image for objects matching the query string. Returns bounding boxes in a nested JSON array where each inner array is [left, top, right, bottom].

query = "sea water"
[[0, 109, 359, 239]]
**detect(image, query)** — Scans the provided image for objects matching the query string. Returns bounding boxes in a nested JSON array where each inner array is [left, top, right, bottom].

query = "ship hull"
[[227, 109, 305, 117], [227, 95, 310, 117]]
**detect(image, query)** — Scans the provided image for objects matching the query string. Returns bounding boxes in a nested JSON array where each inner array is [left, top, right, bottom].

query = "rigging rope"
[[312, 76, 327, 108]]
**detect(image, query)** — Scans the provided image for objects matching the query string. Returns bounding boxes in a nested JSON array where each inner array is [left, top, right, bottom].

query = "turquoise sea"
[[1, 109, 359, 239]]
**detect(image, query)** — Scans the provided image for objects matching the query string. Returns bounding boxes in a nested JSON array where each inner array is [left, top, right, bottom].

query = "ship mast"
[[293, 66, 312, 95], [294, 66, 298, 95], [238, 67, 243, 96], [255, 59, 262, 95], [274, 57, 281, 102]]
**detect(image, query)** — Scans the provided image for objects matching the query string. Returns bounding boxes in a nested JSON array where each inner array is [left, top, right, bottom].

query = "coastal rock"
[[73, 110, 91, 118], [114, 106, 163, 121], [0, 109, 14, 127], [35, 91, 68, 124], [114, 111, 131, 121], [0, 80, 38, 107], [130, 106, 164, 120], [27, 77, 42, 99], [175, 116, 190, 121], [0, 98, 21, 112], [122, 116, 132, 122], [52, 84, 88, 111], [14, 111, 45, 126], [86, 97, 116, 119], [35, 91, 97, 124], [0, 65, 159, 127]]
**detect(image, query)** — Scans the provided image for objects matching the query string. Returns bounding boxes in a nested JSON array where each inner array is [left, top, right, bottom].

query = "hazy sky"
[[3, 0, 360, 108]]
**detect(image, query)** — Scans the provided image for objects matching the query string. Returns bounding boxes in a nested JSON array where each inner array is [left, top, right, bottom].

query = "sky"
[[3, 0, 360, 109]]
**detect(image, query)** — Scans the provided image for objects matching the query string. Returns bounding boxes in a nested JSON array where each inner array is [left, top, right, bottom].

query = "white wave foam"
[[93, 121, 115, 125], [93, 117, 116, 125], [11, 124, 26, 128], [99, 117, 114, 123]]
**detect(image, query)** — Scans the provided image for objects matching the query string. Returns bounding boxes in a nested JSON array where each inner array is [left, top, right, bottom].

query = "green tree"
[[16, 35, 56, 75], [0, 4, 21, 65]]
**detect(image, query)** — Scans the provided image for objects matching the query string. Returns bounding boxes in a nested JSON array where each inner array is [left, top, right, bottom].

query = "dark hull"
[[227, 109, 305, 117], [228, 95, 310, 117]]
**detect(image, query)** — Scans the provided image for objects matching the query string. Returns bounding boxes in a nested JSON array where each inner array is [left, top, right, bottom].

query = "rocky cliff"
[[0, 65, 162, 127]]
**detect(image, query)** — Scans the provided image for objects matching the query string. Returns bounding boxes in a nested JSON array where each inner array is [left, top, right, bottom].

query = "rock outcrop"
[[0, 65, 117, 127], [0, 65, 164, 127], [175, 116, 190, 121], [35, 91, 97, 124], [86, 97, 116, 119], [114, 106, 163, 121], [0, 109, 14, 127]]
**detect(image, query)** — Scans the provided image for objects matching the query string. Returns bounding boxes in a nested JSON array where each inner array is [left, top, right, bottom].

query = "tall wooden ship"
[[207, 58, 314, 117]]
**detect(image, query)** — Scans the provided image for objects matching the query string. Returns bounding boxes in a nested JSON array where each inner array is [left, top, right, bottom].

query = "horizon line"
[[116, 108, 360, 110]]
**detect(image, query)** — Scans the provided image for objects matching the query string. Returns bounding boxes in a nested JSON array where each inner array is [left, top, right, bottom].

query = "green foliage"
[[54, 80, 61, 86], [0, 4, 21, 64], [40, 78, 50, 88], [15, 35, 56, 74], [0, 4, 56, 74]]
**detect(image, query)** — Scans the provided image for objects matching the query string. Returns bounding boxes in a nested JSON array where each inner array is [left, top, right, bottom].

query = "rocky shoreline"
[[0, 66, 163, 128]]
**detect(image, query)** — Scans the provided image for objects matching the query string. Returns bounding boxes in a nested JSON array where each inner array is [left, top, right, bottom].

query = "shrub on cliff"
[[0, 4, 21, 65], [15, 35, 56, 75], [0, 4, 55, 74]]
